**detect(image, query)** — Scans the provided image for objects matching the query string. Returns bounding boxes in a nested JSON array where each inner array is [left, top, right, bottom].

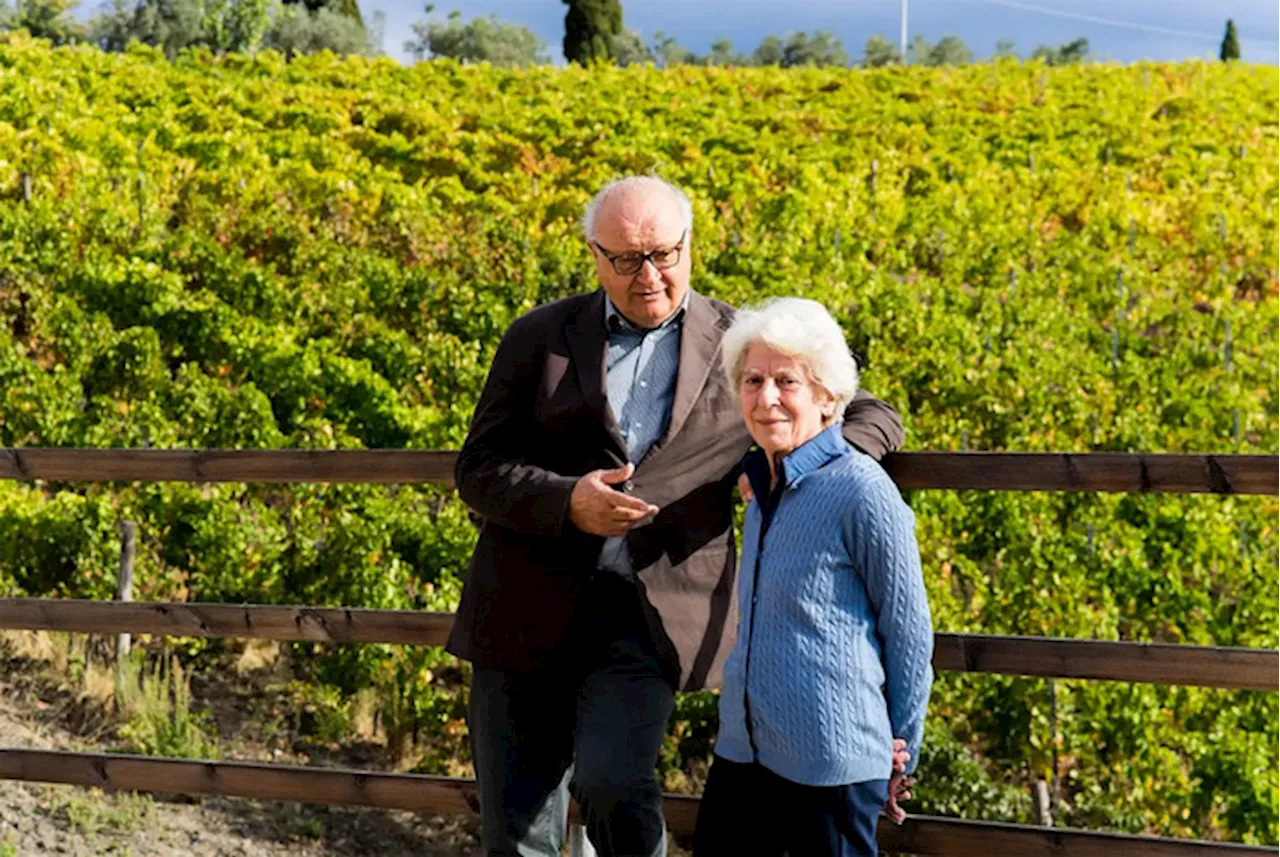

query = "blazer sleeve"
[[454, 316, 580, 537], [840, 389, 905, 460]]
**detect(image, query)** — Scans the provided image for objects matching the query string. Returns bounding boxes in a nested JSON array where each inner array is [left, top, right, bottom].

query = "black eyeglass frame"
[[592, 229, 688, 277]]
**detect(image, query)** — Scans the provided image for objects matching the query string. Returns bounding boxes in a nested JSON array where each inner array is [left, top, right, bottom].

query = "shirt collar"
[[603, 290, 691, 335], [743, 423, 852, 501]]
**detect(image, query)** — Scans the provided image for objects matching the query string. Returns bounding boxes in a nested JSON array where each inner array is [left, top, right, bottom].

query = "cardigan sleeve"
[[847, 471, 934, 775]]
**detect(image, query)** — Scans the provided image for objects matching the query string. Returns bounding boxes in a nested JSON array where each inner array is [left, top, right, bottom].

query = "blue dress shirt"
[[597, 292, 687, 575]]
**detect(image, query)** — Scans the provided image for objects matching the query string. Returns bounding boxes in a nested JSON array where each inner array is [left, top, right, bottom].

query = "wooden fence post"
[[1032, 779, 1053, 826], [1049, 679, 1059, 809], [116, 521, 136, 662], [21, 172, 31, 204]]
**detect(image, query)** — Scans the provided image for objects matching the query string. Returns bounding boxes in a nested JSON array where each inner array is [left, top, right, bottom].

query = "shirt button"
[[624, 479, 635, 491]]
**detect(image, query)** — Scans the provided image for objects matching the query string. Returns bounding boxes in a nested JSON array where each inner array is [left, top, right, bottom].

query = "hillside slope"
[[0, 35, 1276, 843]]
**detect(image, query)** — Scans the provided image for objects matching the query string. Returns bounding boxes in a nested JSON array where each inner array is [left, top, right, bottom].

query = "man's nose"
[[634, 258, 661, 284]]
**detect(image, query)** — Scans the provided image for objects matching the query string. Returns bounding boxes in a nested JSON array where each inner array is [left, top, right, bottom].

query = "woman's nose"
[[758, 380, 780, 404]]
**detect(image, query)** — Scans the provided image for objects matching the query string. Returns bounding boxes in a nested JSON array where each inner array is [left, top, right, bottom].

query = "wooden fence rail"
[[1, 599, 1274, 692], [0, 749, 1273, 857], [1, 449, 1276, 495]]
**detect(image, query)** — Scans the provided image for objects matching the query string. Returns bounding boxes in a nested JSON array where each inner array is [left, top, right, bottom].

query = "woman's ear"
[[820, 390, 837, 421]]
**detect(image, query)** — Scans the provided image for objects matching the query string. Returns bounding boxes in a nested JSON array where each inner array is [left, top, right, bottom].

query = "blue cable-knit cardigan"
[[715, 423, 934, 787]]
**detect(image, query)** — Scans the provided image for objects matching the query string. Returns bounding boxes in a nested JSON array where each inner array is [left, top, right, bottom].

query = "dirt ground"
[[0, 633, 697, 857], [0, 633, 489, 857]]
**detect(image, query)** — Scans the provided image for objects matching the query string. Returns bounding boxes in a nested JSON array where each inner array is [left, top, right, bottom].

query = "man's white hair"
[[582, 176, 694, 242], [722, 297, 860, 426]]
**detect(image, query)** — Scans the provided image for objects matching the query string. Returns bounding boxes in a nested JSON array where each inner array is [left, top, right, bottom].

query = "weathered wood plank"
[[877, 813, 1277, 857], [1, 600, 1273, 691], [0, 750, 1271, 856], [1, 449, 1275, 495], [0, 748, 477, 815], [0, 449, 457, 486], [0, 599, 455, 646], [883, 452, 1278, 495], [932, 634, 1278, 693]]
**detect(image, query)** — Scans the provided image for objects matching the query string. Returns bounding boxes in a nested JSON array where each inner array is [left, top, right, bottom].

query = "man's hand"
[[569, 463, 659, 537], [883, 738, 915, 825]]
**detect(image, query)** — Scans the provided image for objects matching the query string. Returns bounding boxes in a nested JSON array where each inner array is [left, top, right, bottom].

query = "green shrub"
[[116, 653, 220, 760]]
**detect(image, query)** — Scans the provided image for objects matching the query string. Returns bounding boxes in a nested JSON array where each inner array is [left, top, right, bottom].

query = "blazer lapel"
[[563, 290, 629, 466], [662, 292, 725, 446]]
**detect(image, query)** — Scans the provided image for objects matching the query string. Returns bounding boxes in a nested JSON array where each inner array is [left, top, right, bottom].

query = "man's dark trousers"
[[468, 573, 674, 857]]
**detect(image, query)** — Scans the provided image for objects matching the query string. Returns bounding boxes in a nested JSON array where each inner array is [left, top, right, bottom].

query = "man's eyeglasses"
[[593, 230, 687, 277]]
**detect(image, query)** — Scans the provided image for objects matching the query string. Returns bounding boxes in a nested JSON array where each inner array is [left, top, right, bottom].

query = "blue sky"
[[369, 0, 1279, 65]]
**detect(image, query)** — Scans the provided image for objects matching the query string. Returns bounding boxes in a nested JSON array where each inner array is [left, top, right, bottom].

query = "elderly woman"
[[693, 298, 934, 857]]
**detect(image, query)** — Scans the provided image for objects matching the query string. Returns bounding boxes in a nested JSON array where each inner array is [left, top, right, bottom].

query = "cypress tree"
[[1219, 19, 1240, 61], [562, 0, 622, 65]]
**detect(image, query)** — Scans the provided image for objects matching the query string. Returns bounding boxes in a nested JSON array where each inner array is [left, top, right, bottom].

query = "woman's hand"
[[891, 738, 909, 774], [883, 738, 915, 825]]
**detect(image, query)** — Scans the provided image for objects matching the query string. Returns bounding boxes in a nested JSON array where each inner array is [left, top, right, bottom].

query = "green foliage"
[[281, 0, 359, 27], [0, 39, 1275, 842], [913, 719, 1031, 820], [910, 34, 974, 66], [629, 29, 851, 69], [561, 0, 620, 66], [609, 27, 650, 67], [199, 0, 271, 53], [88, 0, 203, 58], [927, 35, 973, 66], [778, 30, 849, 68], [751, 34, 782, 66], [1032, 37, 1091, 66], [406, 6, 546, 67], [262, 2, 372, 59], [652, 29, 696, 68], [3, 0, 83, 44], [993, 38, 1017, 59], [88, 0, 289, 57], [863, 34, 901, 68], [1220, 20, 1240, 62], [116, 654, 221, 759], [54, 789, 154, 838]]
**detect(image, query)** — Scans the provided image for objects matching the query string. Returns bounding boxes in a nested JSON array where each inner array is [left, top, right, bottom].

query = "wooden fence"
[[0, 447, 1276, 856], [1, 448, 1274, 494]]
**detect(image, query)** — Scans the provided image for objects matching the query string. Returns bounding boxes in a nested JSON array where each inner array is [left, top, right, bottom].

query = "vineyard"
[[0, 33, 1276, 845]]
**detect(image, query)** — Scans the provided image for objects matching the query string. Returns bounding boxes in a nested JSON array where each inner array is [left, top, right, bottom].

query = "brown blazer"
[[446, 289, 904, 691]]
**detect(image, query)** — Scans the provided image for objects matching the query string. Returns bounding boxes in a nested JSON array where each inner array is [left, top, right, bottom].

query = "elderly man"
[[447, 176, 904, 857]]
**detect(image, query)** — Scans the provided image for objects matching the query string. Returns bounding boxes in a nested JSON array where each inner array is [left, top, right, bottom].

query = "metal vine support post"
[[900, 0, 908, 62]]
